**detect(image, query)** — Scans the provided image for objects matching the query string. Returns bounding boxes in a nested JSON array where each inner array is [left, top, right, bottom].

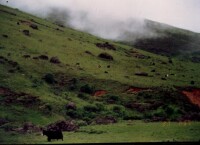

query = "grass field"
[[0, 121, 199, 144]]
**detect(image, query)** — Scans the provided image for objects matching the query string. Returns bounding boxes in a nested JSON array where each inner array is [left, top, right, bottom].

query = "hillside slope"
[[119, 19, 200, 62], [0, 4, 200, 136]]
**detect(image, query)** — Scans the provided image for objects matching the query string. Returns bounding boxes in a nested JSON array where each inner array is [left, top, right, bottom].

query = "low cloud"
[[1, 0, 200, 41]]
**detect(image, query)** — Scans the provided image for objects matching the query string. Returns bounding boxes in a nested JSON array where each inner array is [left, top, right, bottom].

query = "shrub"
[[80, 84, 95, 94], [66, 109, 79, 118], [84, 105, 99, 112], [40, 104, 53, 115], [113, 106, 122, 113], [50, 57, 61, 64], [143, 112, 153, 119], [44, 73, 55, 84], [95, 103, 105, 111], [77, 93, 89, 100], [65, 107, 85, 119], [104, 95, 120, 104], [32, 79, 43, 88], [75, 120, 88, 127], [123, 113, 143, 120], [153, 109, 167, 118], [98, 53, 114, 60], [112, 105, 126, 118], [71, 78, 77, 84], [164, 105, 175, 115]]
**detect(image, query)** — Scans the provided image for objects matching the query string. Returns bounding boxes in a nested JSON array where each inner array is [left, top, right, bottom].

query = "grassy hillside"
[[0, 4, 200, 143]]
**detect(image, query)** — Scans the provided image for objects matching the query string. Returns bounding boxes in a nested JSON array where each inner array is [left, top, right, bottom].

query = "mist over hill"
[[0, 3, 200, 144], [1, 0, 200, 61]]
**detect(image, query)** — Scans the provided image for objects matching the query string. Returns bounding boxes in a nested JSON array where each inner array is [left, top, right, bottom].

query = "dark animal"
[[43, 130, 63, 142]]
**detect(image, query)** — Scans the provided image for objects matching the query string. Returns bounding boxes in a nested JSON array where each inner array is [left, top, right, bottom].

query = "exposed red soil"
[[182, 88, 200, 107], [126, 87, 149, 93], [93, 90, 107, 97]]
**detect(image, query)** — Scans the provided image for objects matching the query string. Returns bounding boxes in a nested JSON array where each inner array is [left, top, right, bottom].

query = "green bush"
[[84, 105, 99, 112], [112, 105, 126, 118], [66, 109, 79, 118], [153, 109, 167, 118], [143, 112, 153, 119], [80, 84, 95, 94], [123, 113, 143, 120], [113, 106, 122, 113], [44, 73, 55, 84], [75, 120, 88, 126], [68, 78, 78, 91], [104, 95, 120, 104], [40, 104, 53, 115], [77, 93, 89, 100], [66, 107, 85, 119], [95, 103, 105, 112]]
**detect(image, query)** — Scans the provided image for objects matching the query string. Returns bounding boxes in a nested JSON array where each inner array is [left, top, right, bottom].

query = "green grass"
[[0, 4, 200, 144], [1, 4, 200, 90], [0, 121, 199, 144]]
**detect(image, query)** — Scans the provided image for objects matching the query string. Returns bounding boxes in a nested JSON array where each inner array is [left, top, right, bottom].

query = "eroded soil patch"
[[126, 87, 150, 93], [182, 88, 200, 107], [93, 90, 107, 97]]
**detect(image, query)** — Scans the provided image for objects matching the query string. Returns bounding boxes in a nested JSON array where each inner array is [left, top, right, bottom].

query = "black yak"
[[43, 130, 63, 142]]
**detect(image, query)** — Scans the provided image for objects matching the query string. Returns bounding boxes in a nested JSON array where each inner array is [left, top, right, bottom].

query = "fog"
[[1, 0, 200, 40]]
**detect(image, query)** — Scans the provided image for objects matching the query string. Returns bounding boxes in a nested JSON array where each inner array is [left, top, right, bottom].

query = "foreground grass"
[[0, 121, 199, 144]]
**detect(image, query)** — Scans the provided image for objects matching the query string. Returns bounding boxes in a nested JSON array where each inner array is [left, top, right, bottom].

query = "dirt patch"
[[0, 87, 41, 107], [96, 42, 116, 50], [93, 90, 107, 97], [135, 72, 149, 77], [30, 24, 38, 30], [46, 120, 79, 132], [95, 116, 117, 125], [19, 20, 32, 25], [182, 88, 200, 107], [125, 50, 150, 59], [0, 87, 13, 96], [19, 20, 38, 30], [23, 55, 31, 58], [0, 118, 9, 126], [39, 55, 49, 60], [126, 87, 149, 93]]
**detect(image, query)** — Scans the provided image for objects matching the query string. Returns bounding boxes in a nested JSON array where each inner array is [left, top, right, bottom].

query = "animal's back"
[[43, 130, 63, 142]]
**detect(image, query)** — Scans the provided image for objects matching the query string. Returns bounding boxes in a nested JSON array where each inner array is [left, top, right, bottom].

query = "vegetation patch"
[[96, 42, 116, 51], [98, 53, 114, 61]]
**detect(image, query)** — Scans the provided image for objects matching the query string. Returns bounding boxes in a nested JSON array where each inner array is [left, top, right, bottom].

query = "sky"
[[1, 0, 200, 39]]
